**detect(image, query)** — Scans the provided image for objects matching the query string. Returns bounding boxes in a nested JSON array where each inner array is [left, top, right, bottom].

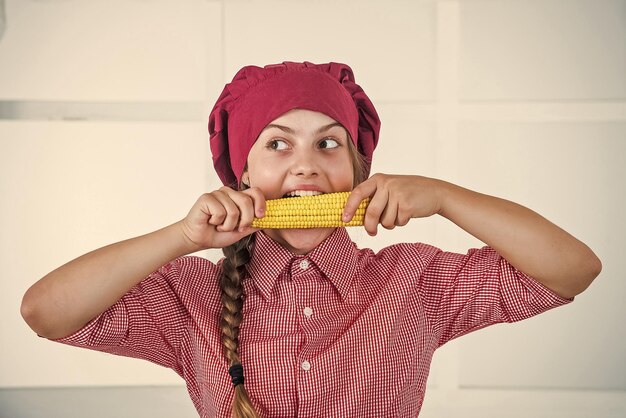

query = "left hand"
[[343, 173, 445, 236]]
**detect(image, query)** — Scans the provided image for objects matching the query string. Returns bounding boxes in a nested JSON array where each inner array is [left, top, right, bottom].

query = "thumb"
[[211, 226, 260, 249]]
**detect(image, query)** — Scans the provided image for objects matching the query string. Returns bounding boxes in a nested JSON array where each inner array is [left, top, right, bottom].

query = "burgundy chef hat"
[[208, 61, 381, 187]]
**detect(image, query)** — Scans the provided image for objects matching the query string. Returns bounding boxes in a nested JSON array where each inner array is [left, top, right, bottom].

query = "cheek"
[[247, 158, 288, 197], [327, 155, 355, 189], [249, 164, 278, 185], [247, 147, 278, 182]]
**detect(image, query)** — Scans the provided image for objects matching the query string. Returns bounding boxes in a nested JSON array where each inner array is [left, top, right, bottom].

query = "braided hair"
[[220, 232, 259, 418]]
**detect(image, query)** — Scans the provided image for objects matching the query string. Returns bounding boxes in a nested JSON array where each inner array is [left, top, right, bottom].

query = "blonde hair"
[[219, 133, 367, 418]]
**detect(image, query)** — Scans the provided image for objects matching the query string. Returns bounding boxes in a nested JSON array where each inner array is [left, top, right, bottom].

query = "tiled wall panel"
[[459, 0, 626, 101], [0, 0, 221, 101], [453, 121, 626, 390], [223, 0, 437, 103], [0, 120, 210, 386]]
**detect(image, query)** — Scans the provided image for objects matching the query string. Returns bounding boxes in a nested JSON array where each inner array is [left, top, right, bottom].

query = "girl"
[[21, 61, 601, 418]]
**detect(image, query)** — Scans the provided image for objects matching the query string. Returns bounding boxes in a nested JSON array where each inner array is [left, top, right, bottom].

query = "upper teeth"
[[286, 190, 323, 197]]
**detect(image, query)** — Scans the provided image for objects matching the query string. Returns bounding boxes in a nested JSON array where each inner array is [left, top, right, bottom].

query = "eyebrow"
[[262, 122, 344, 135]]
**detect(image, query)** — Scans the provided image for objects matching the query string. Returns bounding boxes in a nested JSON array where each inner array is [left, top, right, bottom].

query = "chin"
[[266, 228, 335, 255]]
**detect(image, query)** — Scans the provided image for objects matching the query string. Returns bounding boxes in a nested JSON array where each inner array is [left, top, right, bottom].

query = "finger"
[[196, 193, 227, 226], [363, 188, 389, 236], [224, 191, 256, 231], [212, 190, 241, 231], [243, 187, 267, 219], [210, 226, 261, 250], [396, 206, 412, 226], [342, 178, 378, 222], [380, 198, 399, 230]]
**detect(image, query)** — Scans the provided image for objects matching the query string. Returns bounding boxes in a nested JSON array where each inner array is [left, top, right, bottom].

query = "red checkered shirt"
[[54, 228, 572, 417]]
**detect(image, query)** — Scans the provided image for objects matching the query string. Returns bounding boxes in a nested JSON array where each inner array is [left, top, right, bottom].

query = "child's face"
[[244, 108, 355, 254], [245, 109, 354, 200]]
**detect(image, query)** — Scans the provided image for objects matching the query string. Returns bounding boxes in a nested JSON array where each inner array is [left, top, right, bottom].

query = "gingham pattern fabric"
[[54, 228, 572, 417]]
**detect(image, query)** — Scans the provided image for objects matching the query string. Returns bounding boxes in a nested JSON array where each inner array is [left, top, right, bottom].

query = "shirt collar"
[[246, 228, 359, 302]]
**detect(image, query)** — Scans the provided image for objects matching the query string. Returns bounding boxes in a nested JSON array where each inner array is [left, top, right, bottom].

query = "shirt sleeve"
[[414, 245, 573, 347], [50, 257, 197, 374]]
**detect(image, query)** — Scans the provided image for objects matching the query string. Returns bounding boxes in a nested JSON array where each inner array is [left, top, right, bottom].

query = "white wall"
[[1, 0, 625, 417]]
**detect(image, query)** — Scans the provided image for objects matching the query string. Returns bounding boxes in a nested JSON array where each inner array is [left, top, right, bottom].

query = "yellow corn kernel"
[[252, 192, 369, 229]]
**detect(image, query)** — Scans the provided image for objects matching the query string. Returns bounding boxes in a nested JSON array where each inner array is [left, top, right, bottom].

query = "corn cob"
[[252, 191, 369, 229]]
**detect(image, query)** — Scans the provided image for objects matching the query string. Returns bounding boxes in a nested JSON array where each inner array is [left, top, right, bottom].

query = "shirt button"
[[299, 259, 310, 270], [303, 307, 313, 318], [301, 360, 311, 371]]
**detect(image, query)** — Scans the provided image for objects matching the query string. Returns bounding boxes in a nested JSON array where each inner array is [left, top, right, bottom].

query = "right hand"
[[178, 186, 266, 251]]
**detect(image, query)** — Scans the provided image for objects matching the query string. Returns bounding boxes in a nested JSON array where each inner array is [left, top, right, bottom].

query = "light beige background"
[[1, 0, 625, 417]]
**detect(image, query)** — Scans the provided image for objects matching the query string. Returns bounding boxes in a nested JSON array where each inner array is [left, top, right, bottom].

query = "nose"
[[289, 150, 319, 178]]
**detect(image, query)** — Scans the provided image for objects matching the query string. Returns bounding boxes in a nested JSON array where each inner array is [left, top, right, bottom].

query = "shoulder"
[[142, 255, 223, 295], [356, 241, 443, 271], [348, 241, 449, 306], [161, 255, 222, 277]]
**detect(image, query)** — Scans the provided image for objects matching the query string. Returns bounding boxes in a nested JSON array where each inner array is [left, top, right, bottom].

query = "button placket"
[[293, 257, 318, 381]]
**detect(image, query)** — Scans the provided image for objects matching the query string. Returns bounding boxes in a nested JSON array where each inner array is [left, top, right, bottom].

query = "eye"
[[266, 139, 289, 150], [319, 137, 339, 149]]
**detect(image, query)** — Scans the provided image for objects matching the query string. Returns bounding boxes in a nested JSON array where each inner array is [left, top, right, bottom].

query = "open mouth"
[[282, 190, 324, 198]]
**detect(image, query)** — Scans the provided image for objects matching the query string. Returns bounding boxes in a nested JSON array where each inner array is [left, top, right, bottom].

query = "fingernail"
[[342, 213, 350, 222]]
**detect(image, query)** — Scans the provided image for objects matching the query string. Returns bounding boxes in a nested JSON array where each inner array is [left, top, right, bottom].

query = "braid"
[[220, 233, 260, 418]]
